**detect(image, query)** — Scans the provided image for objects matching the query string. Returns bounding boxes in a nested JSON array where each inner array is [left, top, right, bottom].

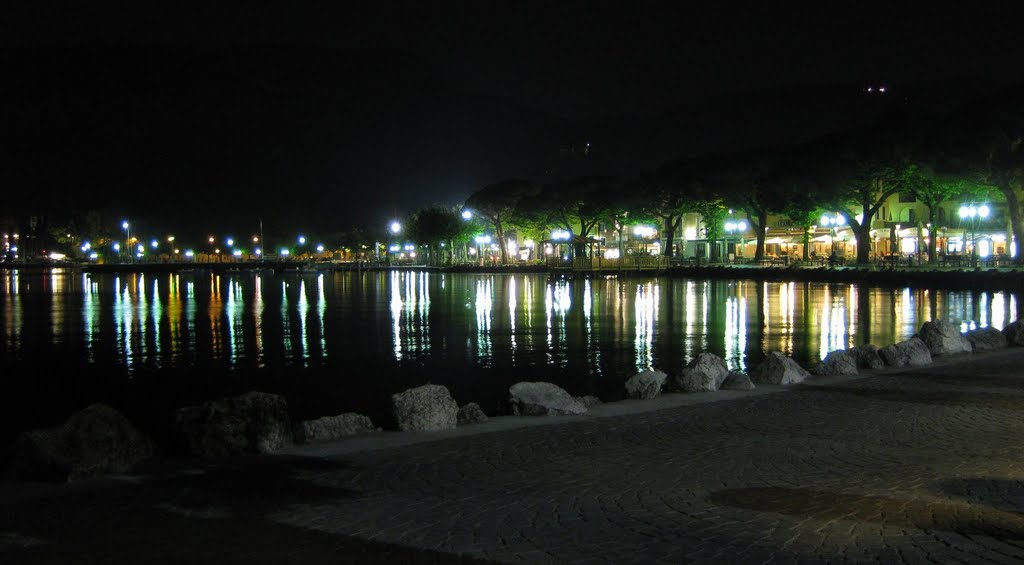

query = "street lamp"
[[474, 235, 492, 265], [724, 219, 748, 261], [390, 221, 401, 234], [820, 213, 846, 257], [959, 203, 990, 266], [461, 210, 473, 220], [121, 221, 131, 263]]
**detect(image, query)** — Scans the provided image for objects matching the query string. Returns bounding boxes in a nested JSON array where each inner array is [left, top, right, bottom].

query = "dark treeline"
[[441, 84, 1024, 266]]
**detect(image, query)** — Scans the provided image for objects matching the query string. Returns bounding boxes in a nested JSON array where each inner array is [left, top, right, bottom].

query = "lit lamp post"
[[121, 221, 131, 263], [820, 213, 846, 258], [724, 219, 748, 262], [959, 203, 990, 267], [473, 234, 489, 264], [388, 221, 401, 265]]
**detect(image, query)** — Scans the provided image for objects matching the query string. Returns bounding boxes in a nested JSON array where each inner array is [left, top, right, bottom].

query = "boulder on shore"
[[294, 413, 378, 443], [624, 370, 667, 399], [7, 403, 157, 482], [749, 352, 811, 385], [574, 395, 603, 408], [457, 403, 489, 426], [850, 344, 885, 370], [1002, 320, 1024, 346], [671, 353, 730, 393], [966, 327, 1008, 352], [176, 391, 293, 457], [915, 319, 972, 356], [509, 382, 587, 416], [814, 350, 859, 376], [390, 384, 458, 432], [879, 337, 932, 368], [720, 373, 756, 391]]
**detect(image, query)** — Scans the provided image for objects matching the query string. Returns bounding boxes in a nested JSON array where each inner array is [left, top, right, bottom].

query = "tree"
[[531, 176, 616, 258], [636, 162, 696, 258], [933, 86, 1024, 264], [901, 165, 966, 264], [464, 179, 538, 264], [810, 128, 914, 265], [705, 151, 783, 262], [770, 146, 836, 261], [407, 206, 463, 265]]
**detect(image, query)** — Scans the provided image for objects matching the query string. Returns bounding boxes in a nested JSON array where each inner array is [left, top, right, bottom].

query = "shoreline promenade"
[[3, 348, 1024, 563]]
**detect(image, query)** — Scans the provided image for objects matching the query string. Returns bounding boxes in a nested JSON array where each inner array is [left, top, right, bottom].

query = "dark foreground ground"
[[3, 349, 1024, 563]]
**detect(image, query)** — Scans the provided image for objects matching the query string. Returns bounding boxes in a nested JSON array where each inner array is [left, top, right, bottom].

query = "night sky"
[[4, 2, 1022, 236]]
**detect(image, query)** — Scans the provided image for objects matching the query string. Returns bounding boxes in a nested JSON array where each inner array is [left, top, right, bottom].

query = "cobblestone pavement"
[[4, 349, 1024, 563]]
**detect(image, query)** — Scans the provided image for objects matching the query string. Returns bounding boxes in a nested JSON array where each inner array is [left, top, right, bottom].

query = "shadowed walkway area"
[[4, 348, 1024, 563]]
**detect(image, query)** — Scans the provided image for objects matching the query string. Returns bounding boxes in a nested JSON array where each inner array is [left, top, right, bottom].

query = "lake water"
[[0, 269, 1017, 437]]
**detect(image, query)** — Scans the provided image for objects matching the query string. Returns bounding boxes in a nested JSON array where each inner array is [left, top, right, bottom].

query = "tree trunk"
[[495, 220, 508, 264], [661, 216, 678, 258], [926, 205, 938, 265], [856, 223, 871, 265], [1003, 183, 1024, 266], [751, 210, 768, 261], [802, 227, 810, 261]]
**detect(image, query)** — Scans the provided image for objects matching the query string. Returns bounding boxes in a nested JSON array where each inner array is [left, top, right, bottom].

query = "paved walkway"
[[3, 349, 1024, 563]]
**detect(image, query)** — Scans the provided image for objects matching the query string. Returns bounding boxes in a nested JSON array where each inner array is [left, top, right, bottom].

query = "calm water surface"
[[0, 269, 1017, 434]]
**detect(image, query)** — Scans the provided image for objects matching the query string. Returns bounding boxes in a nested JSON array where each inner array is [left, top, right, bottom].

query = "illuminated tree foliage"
[[465, 178, 538, 264]]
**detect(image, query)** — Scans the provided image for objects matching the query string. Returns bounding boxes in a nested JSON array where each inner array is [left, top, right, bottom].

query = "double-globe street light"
[[723, 219, 748, 262], [959, 203, 990, 266]]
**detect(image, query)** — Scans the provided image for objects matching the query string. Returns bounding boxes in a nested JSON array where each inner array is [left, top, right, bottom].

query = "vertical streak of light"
[[390, 271, 403, 361], [254, 274, 265, 367], [185, 280, 197, 360], [685, 281, 697, 359], [281, 280, 293, 361], [819, 285, 830, 362], [634, 282, 655, 372], [317, 274, 327, 358], [209, 274, 223, 361], [167, 275, 181, 362], [50, 270, 64, 343], [475, 278, 493, 365], [82, 273, 96, 363], [137, 274, 148, 363], [545, 282, 553, 355], [152, 277, 162, 364], [298, 279, 309, 364], [980, 292, 989, 329], [992, 291, 1005, 330], [508, 276, 517, 356]]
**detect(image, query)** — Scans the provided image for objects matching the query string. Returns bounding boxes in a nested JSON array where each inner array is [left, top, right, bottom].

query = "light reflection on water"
[[0, 270, 1019, 380]]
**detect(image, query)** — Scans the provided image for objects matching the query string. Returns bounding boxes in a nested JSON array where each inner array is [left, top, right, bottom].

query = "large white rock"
[[749, 352, 811, 385], [390, 384, 458, 431], [879, 337, 932, 367], [670, 353, 731, 392], [509, 382, 587, 416], [966, 327, 1008, 352], [814, 349, 859, 376], [294, 413, 378, 443], [915, 319, 972, 356], [624, 369, 667, 399]]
